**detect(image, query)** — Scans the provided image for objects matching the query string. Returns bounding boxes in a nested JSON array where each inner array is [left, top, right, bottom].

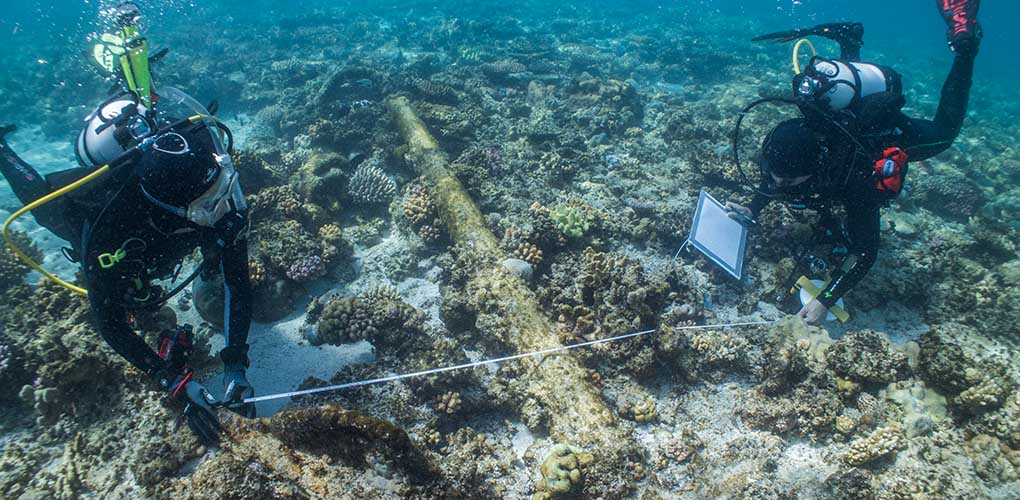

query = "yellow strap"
[[2, 165, 112, 295], [792, 38, 817, 74], [793, 275, 850, 323]]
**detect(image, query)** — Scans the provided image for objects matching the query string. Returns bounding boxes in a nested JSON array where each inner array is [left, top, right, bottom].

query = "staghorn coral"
[[843, 425, 904, 466], [348, 158, 396, 204]]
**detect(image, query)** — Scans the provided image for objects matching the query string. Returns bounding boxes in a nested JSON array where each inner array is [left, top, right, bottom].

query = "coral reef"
[[826, 330, 911, 385], [843, 425, 905, 466], [0, 230, 41, 293], [315, 286, 426, 349], [348, 158, 397, 205], [533, 444, 595, 500], [3, 4, 1020, 499]]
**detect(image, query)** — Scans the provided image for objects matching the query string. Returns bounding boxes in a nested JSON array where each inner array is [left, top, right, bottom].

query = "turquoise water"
[[1, 1, 1019, 498]]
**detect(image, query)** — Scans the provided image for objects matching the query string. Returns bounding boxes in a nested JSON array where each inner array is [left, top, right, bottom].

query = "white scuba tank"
[[75, 97, 153, 168], [795, 58, 901, 113]]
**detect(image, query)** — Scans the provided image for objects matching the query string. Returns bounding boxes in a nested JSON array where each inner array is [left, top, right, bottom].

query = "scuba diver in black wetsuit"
[[0, 2, 254, 444], [726, 0, 982, 325]]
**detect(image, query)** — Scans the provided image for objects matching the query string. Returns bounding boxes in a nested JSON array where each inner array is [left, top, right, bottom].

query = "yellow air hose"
[[2, 114, 228, 295], [3, 165, 111, 295], [792, 38, 817, 74]]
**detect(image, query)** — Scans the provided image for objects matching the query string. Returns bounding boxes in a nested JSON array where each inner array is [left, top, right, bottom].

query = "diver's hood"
[[138, 88, 245, 228]]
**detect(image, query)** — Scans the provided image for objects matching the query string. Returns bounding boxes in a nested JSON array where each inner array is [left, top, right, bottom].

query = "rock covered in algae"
[[533, 444, 595, 500], [826, 330, 910, 384]]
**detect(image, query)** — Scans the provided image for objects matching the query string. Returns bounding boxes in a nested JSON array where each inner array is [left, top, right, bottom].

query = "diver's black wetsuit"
[[0, 131, 252, 376], [748, 52, 976, 307]]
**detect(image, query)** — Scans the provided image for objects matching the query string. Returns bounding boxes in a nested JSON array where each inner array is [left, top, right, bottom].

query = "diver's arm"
[[212, 235, 252, 366], [87, 279, 166, 377], [900, 53, 976, 161], [748, 191, 771, 218], [816, 202, 880, 308]]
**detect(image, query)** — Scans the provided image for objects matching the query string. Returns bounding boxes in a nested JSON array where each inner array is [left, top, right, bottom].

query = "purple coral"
[[286, 255, 326, 283]]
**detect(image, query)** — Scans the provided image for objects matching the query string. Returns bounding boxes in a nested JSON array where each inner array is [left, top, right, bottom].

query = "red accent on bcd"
[[874, 147, 908, 193]]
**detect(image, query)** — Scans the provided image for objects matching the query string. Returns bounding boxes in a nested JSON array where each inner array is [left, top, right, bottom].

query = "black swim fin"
[[0, 124, 15, 141], [206, 99, 219, 115]]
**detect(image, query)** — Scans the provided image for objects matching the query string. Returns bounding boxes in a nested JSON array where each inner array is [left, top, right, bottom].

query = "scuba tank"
[[793, 58, 902, 115]]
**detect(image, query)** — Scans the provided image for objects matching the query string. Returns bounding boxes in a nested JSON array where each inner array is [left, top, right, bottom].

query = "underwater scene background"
[[1, 0, 1019, 498]]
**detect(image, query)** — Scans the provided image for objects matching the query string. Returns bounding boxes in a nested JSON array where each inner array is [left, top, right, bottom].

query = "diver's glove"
[[159, 369, 222, 446], [938, 0, 981, 57], [222, 369, 256, 418], [220, 344, 256, 418]]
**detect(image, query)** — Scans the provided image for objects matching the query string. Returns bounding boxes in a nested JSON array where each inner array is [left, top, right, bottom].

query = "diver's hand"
[[164, 370, 221, 445], [725, 202, 753, 223], [938, 0, 981, 56], [222, 369, 256, 418], [798, 299, 828, 325]]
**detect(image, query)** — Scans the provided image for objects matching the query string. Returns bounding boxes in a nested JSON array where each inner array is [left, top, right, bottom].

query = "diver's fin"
[[752, 28, 806, 43], [0, 124, 16, 141], [206, 100, 219, 115], [149, 47, 169, 64], [753, 23, 862, 44]]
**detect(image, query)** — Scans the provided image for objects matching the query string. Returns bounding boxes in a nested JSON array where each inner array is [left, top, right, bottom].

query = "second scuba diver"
[[726, 0, 982, 324], [0, 2, 254, 444]]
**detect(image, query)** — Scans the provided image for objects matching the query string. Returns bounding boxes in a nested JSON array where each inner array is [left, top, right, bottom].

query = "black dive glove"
[[222, 369, 256, 418], [220, 345, 256, 418], [160, 369, 222, 445], [155, 325, 221, 445], [938, 0, 981, 57]]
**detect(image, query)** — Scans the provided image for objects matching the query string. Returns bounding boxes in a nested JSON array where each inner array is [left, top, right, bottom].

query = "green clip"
[[97, 248, 127, 269]]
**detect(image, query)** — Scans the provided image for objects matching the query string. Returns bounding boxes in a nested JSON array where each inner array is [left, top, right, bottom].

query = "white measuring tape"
[[242, 320, 774, 404]]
